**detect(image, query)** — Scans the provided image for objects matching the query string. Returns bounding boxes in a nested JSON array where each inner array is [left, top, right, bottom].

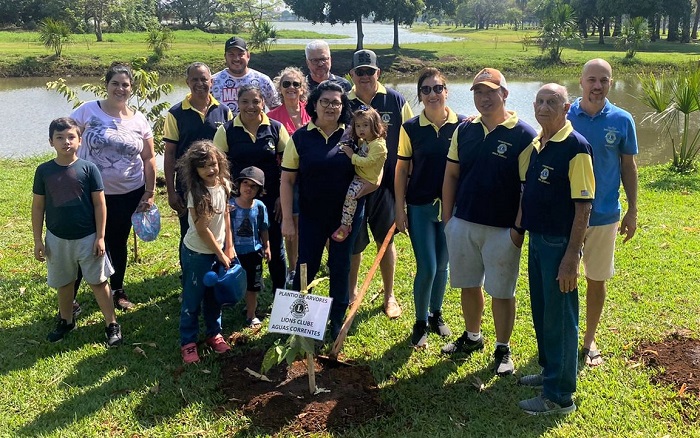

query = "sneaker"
[[47, 318, 75, 342], [518, 395, 576, 415], [105, 323, 122, 347], [113, 289, 134, 310], [441, 331, 484, 355], [410, 321, 428, 347], [518, 373, 544, 388], [246, 317, 262, 328], [493, 345, 515, 375], [181, 342, 200, 364], [428, 311, 452, 337], [205, 334, 231, 354], [55, 300, 82, 321]]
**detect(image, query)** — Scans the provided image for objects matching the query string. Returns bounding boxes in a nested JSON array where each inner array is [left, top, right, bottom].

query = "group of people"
[[31, 34, 638, 415]]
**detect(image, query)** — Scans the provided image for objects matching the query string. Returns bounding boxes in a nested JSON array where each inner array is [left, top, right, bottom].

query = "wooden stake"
[[299, 263, 316, 394]]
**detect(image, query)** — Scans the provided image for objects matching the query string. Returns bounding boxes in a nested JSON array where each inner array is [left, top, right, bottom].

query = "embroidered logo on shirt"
[[581, 190, 591, 197], [492, 140, 512, 159], [538, 166, 552, 184], [381, 113, 391, 124], [604, 127, 619, 147]]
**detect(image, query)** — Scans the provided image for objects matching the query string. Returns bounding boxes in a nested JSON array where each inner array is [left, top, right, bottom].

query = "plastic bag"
[[131, 204, 161, 242]]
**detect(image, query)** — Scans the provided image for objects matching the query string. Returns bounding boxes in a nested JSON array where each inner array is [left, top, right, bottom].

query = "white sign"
[[268, 289, 333, 341]]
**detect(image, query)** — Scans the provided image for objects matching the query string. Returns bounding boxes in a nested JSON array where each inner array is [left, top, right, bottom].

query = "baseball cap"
[[225, 36, 247, 52], [235, 166, 265, 187], [470, 68, 508, 91], [352, 49, 379, 70]]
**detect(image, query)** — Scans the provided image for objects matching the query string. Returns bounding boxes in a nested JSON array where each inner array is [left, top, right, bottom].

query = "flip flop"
[[581, 347, 604, 367]]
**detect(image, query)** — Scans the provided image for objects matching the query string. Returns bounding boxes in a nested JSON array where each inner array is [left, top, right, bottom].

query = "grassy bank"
[[0, 156, 699, 437], [1, 27, 699, 79]]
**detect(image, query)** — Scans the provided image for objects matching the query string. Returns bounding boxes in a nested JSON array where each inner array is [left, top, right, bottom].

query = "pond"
[[0, 75, 669, 166], [271, 21, 459, 45]]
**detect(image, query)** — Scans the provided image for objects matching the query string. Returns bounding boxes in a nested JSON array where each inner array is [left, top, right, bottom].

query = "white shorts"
[[444, 218, 522, 299], [45, 231, 114, 288], [582, 223, 618, 281]]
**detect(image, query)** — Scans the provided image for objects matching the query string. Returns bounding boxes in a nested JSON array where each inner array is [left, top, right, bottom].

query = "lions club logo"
[[290, 298, 309, 318]]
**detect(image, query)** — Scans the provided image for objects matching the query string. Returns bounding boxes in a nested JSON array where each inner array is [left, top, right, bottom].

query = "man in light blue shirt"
[[568, 58, 639, 367]]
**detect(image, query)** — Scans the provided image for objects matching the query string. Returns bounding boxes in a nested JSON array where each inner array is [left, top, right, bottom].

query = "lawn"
[[0, 156, 699, 437], [1, 26, 699, 78]]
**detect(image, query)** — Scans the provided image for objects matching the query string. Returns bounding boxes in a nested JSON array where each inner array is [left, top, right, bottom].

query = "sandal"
[[581, 347, 604, 367], [331, 225, 351, 242]]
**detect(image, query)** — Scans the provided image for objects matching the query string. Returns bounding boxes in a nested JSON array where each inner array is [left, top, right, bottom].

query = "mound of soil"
[[633, 332, 700, 397], [218, 347, 387, 434]]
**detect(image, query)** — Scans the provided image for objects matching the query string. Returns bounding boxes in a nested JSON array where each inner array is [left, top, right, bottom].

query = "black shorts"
[[237, 251, 263, 292], [352, 186, 396, 255]]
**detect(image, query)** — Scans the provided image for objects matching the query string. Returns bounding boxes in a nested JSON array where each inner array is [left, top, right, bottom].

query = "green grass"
[[0, 26, 699, 78], [1, 156, 699, 437]]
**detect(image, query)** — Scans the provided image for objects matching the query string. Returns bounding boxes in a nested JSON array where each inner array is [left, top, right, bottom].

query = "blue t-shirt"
[[229, 198, 269, 255], [568, 98, 638, 226]]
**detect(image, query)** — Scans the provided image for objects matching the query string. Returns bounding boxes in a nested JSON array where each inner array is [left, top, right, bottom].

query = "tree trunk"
[[693, 0, 700, 39], [355, 14, 364, 50], [604, 17, 611, 36], [681, 10, 691, 42], [613, 15, 621, 36], [598, 20, 605, 44], [392, 16, 400, 51], [94, 17, 102, 42], [668, 14, 679, 41]]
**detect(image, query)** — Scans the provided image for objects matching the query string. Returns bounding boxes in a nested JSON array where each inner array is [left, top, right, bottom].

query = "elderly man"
[[211, 36, 279, 114], [347, 49, 413, 318], [441, 68, 536, 376], [305, 40, 351, 92], [163, 62, 233, 264], [518, 83, 595, 415], [568, 58, 638, 367]]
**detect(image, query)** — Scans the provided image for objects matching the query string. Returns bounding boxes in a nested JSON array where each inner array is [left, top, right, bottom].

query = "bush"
[[146, 26, 174, 59], [38, 18, 71, 57]]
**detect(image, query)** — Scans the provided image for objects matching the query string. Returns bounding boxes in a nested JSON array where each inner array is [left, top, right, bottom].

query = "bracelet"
[[512, 226, 525, 235]]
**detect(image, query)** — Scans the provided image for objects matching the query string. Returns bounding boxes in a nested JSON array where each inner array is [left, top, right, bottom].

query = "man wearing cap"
[[211, 36, 280, 115], [305, 40, 351, 92], [568, 58, 638, 367], [517, 83, 594, 415], [347, 49, 413, 319], [441, 68, 536, 377], [164, 62, 233, 268]]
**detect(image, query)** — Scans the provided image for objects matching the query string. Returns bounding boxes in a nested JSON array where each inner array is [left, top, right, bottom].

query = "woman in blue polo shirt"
[[395, 68, 466, 348], [213, 85, 290, 293], [280, 81, 366, 340]]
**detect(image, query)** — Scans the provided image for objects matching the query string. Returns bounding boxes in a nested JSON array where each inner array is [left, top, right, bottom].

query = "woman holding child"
[[395, 68, 466, 347], [280, 81, 371, 340], [213, 84, 290, 293], [70, 63, 157, 311]]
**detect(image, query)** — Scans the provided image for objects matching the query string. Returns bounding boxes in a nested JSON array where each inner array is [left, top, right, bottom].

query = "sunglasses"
[[420, 84, 446, 95], [282, 80, 301, 89], [354, 67, 377, 77]]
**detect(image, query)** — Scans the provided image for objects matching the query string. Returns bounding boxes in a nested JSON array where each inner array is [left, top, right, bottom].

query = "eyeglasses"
[[420, 84, 446, 95], [309, 57, 330, 65], [318, 98, 343, 109], [282, 80, 301, 89], [354, 68, 376, 77]]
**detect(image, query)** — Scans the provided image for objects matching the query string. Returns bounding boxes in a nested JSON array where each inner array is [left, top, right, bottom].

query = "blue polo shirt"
[[349, 82, 413, 195], [521, 120, 596, 237], [213, 114, 289, 198], [281, 121, 355, 220], [447, 111, 537, 228], [398, 108, 466, 205], [568, 98, 638, 226]]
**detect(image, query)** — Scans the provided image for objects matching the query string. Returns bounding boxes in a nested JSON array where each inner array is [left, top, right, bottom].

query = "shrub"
[[38, 18, 71, 57]]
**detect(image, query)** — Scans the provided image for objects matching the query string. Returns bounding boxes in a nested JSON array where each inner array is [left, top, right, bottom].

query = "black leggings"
[[75, 186, 144, 295]]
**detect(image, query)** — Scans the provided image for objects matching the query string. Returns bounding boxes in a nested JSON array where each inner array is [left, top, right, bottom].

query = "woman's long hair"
[[176, 140, 231, 223]]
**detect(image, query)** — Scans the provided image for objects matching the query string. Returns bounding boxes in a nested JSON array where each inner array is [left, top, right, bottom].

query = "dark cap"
[[235, 166, 265, 187], [352, 49, 378, 70], [225, 36, 247, 52]]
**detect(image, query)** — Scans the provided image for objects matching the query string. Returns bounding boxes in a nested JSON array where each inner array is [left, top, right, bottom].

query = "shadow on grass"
[[10, 272, 202, 436], [641, 167, 700, 192]]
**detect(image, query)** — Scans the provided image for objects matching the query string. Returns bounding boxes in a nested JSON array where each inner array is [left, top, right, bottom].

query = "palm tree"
[[537, 0, 578, 63], [618, 16, 650, 59], [38, 19, 71, 57], [638, 70, 700, 172]]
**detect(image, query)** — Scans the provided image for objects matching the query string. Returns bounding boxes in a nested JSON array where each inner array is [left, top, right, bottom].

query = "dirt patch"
[[633, 332, 700, 397], [218, 347, 387, 434]]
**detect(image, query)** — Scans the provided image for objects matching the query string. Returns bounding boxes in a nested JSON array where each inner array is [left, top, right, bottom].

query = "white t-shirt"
[[70, 100, 153, 195], [211, 68, 280, 115], [184, 184, 228, 254]]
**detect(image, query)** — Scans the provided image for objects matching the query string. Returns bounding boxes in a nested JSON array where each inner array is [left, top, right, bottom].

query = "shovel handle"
[[330, 223, 396, 358]]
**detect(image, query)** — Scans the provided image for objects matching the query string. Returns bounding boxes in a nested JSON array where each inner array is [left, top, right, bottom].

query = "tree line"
[[2, 0, 698, 49]]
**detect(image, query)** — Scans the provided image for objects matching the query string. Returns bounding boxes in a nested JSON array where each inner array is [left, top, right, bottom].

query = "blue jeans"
[[408, 202, 448, 321], [528, 233, 579, 405], [180, 245, 223, 346], [294, 201, 364, 339]]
